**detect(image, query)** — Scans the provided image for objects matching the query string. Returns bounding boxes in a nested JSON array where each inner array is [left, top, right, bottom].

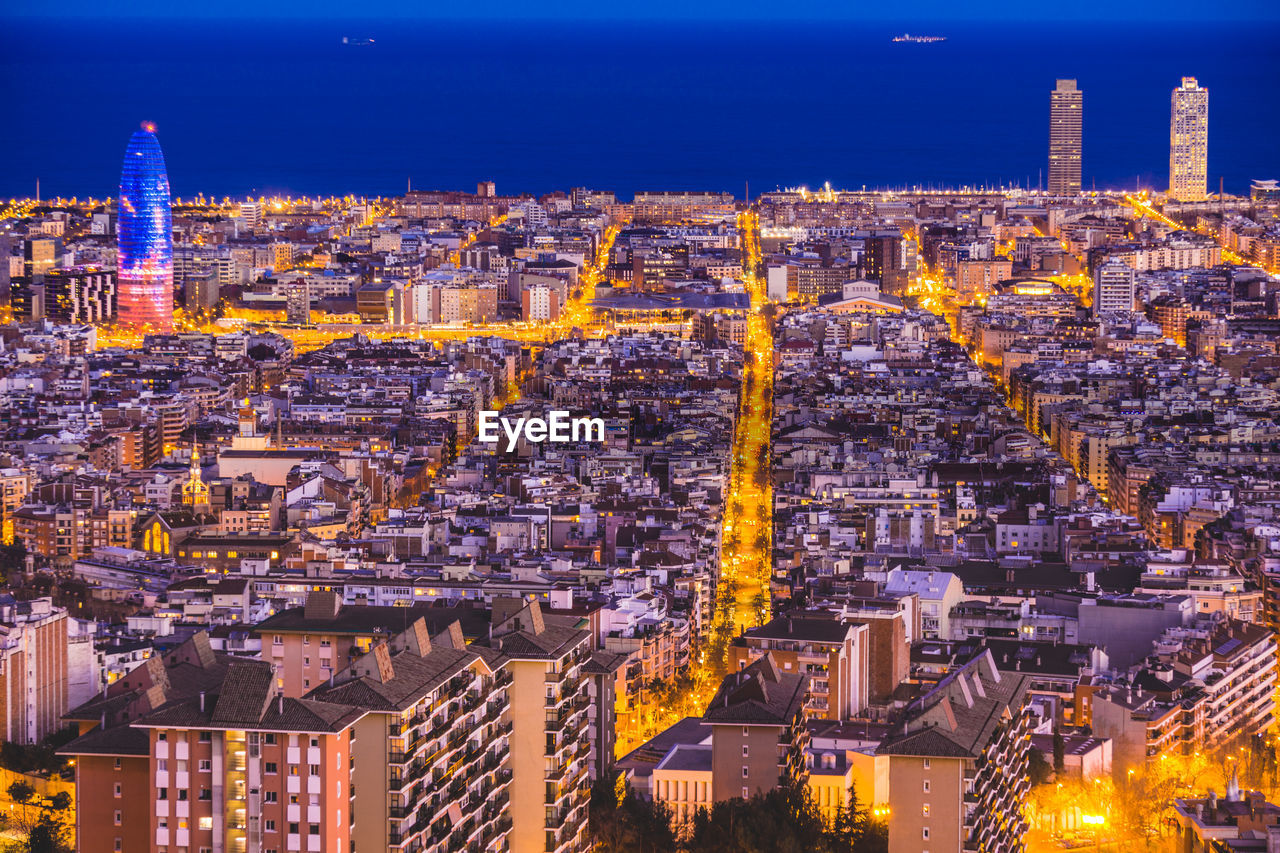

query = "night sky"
[[6, 0, 1279, 20]]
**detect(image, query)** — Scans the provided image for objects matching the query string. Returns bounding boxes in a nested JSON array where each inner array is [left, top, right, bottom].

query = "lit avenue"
[[3, 71, 1280, 853]]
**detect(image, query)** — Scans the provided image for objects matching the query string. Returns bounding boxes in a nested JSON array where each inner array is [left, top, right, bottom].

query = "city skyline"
[[0, 72, 1256, 206], [2, 6, 1280, 853]]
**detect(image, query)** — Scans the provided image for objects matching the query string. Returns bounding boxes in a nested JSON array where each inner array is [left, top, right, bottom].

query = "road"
[[1123, 192, 1279, 276], [714, 209, 774, 637], [614, 209, 775, 755]]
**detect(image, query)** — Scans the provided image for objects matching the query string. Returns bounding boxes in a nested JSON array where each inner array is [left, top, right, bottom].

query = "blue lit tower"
[[117, 122, 174, 332]]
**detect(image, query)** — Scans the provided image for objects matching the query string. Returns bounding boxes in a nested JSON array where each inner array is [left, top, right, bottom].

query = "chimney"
[[278, 694, 284, 715], [199, 691, 206, 712]]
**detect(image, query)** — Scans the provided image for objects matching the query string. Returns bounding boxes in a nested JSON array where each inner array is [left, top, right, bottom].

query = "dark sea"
[[2, 17, 1277, 199]]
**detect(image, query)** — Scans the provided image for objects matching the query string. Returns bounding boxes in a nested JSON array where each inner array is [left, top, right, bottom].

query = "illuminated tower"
[[1169, 77, 1209, 201], [1048, 79, 1082, 195], [182, 445, 210, 513], [117, 122, 174, 331]]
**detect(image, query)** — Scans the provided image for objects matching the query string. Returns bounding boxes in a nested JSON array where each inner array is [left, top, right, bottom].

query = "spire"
[[183, 443, 209, 512]]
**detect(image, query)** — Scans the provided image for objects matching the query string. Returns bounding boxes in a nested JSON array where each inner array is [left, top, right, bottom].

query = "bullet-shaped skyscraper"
[[117, 122, 174, 332], [1169, 77, 1208, 202], [1048, 79, 1082, 195]]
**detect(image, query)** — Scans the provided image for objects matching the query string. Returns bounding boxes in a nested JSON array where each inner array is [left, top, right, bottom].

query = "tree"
[[827, 784, 887, 853], [1029, 745, 1053, 786], [25, 813, 70, 853], [685, 785, 830, 853], [7, 781, 35, 805], [589, 775, 677, 853], [5, 779, 40, 841], [1053, 730, 1066, 773]]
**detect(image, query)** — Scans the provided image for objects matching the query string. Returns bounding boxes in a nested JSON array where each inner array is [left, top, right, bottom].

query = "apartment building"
[[728, 614, 869, 720], [1172, 783, 1280, 852], [0, 596, 70, 743], [255, 591, 474, 696], [955, 258, 1013, 301], [877, 650, 1031, 853], [428, 283, 499, 325], [478, 600, 594, 853], [63, 634, 228, 853], [137, 663, 360, 853], [645, 653, 811, 830], [63, 603, 594, 853], [1092, 615, 1275, 773], [310, 618, 515, 852], [522, 284, 561, 322], [1093, 259, 1136, 315], [62, 632, 361, 853]]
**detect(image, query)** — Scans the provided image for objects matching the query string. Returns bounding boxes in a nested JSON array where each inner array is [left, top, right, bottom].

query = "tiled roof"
[[703, 653, 808, 727], [254, 602, 490, 639], [878, 649, 1028, 760], [210, 661, 275, 725], [58, 723, 150, 758], [310, 644, 478, 712], [745, 614, 852, 644], [139, 693, 364, 734]]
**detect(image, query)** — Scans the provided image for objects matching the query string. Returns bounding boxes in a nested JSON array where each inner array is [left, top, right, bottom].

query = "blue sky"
[[6, 0, 1278, 19]]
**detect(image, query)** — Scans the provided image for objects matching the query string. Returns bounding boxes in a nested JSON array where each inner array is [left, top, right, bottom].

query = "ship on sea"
[[892, 33, 946, 43], [342, 37, 375, 46]]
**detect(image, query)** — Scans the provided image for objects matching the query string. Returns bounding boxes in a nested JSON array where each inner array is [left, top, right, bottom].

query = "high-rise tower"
[[117, 122, 174, 331], [1169, 77, 1209, 202], [1048, 79, 1082, 195]]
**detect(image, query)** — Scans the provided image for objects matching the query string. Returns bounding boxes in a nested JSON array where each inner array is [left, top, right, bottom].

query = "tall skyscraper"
[[1169, 77, 1209, 202], [117, 122, 174, 332], [1048, 79, 1082, 195]]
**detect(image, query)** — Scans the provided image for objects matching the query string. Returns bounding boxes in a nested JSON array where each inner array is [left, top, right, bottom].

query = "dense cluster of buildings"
[[0, 75, 1277, 852]]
